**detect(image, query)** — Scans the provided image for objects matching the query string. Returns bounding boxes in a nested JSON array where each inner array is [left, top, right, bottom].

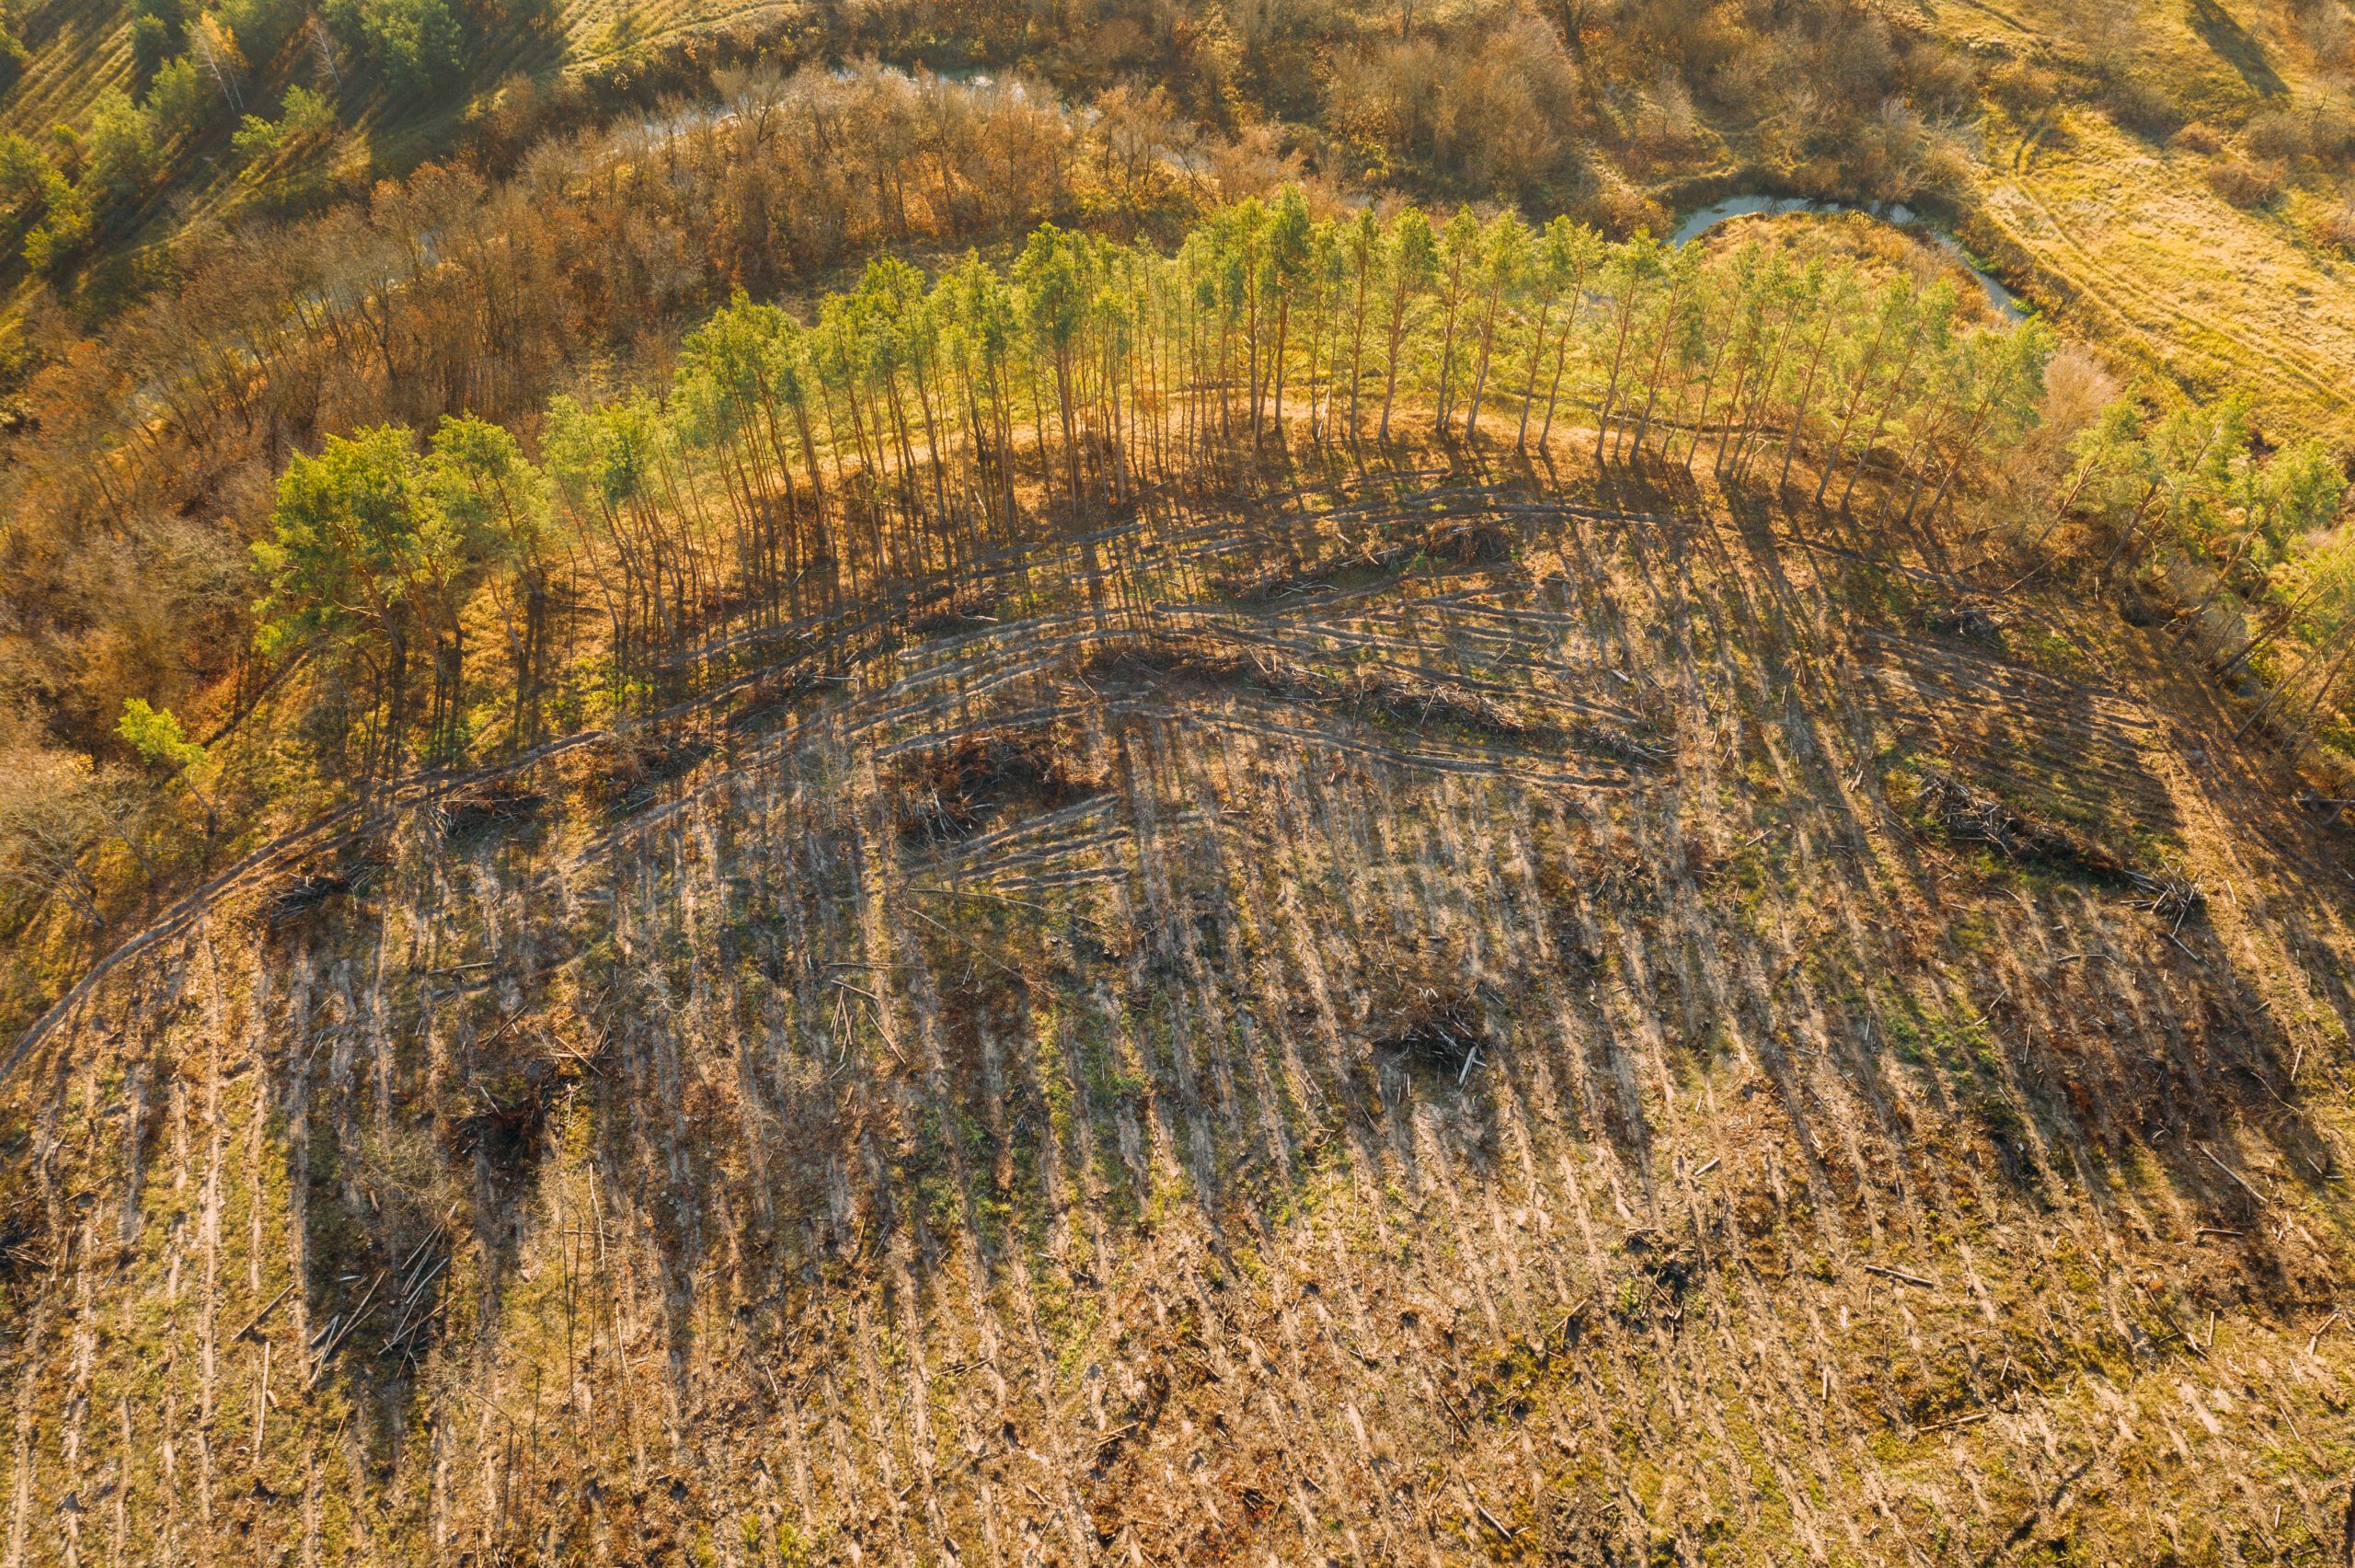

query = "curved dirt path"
[[1970, 111, 2355, 439]]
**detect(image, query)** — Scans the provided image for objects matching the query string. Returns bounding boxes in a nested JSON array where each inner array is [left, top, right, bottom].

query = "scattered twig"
[[2197, 1142, 2266, 1207], [1467, 1488, 1517, 1542], [233, 1281, 296, 1345], [903, 903, 1032, 988], [1922, 1410, 1989, 1433], [305, 1270, 389, 1389]]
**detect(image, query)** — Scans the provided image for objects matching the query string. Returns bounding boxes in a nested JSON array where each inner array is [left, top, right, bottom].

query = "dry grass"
[[1925, 0, 2355, 441]]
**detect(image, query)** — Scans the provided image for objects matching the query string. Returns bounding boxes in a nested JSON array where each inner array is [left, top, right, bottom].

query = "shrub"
[[2203, 152, 2283, 208], [2098, 70, 2188, 141], [2241, 107, 2313, 163], [2170, 120, 2225, 155], [232, 85, 339, 203], [2309, 200, 2355, 254], [1985, 58, 2061, 121], [1322, 15, 1581, 200], [1894, 38, 1980, 120]]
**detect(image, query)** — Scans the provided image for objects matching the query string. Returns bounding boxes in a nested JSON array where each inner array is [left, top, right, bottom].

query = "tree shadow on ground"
[[2188, 0, 2288, 98]]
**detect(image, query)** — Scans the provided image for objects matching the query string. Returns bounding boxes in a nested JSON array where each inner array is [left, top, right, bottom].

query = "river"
[[1669, 196, 2027, 321]]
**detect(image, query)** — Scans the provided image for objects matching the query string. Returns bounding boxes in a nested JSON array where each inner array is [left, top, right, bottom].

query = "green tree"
[[1461, 211, 1529, 441], [233, 84, 338, 199], [130, 0, 188, 81], [1813, 279, 1918, 509], [1621, 241, 1698, 462], [253, 425, 456, 779], [220, 0, 308, 63], [1592, 233, 1664, 464], [0, 132, 50, 221], [1014, 222, 1088, 504], [144, 56, 214, 141], [1340, 207, 1379, 440], [0, 12, 27, 86], [22, 174, 91, 277], [1430, 206, 1481, 433], [2217, 528, 2355, 681], [2100, 395, 2251, 578], [84, 89, 158, 203], [545, 393, 694, 662], [1263, 186, 1313, 437], [1377, 209, 1437, 441], [430, 414, 553, 743], [1902, 317, 2054, 532], [1532, 218, 1605, 449], [326, 0, 463, 91], [938, 251, 1015, 530], [117, 698, 217, 831], [2175, 438, 2346, 648]]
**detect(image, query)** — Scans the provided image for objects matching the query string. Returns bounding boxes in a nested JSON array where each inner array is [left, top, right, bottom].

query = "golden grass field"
[[1936, 0, 2355, 441]]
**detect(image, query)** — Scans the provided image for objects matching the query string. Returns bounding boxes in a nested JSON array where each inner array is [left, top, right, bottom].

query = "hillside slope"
[[1939, 0, 2355, 443], [3, 452, 2350, 1563]]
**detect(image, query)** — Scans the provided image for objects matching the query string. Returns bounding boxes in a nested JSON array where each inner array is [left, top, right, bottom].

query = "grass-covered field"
[[1936, 0, 2355, 441]]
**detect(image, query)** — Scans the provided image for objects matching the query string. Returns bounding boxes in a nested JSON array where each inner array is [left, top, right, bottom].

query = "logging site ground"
[[3, 0, 2355, 1562], [7, 441, 2354, 1562]]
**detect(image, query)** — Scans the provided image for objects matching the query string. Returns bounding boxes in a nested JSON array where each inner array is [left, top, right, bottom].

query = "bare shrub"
[[2098, 70, 2188, 141], [2038, 347, 2124, 450], [1628, 71, 1706, 170], [2205, 153, 2285, 207], [2295, 0, 2353, 66], [885, 727, 1102, 841], [2242, 107, 2315, 162], [0, 737, 142, 928], [1324, 12, 1580, 195], [1986, 57, 2062, 121], [1580, 163, 1665, 235], [2170, 120, 2226, 155], [2309, 200, 2355, 253]]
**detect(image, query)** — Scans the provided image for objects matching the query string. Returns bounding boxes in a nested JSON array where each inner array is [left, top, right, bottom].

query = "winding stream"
[[1670, 196, 2027, 321]]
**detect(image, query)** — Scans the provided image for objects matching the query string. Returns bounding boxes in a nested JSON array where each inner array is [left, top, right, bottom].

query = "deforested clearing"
[[5, 435, 2352, 1559], [4, 4, 2355, 1562]]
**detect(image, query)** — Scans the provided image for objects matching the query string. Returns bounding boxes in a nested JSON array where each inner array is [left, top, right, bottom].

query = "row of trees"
[[2053, 393, 2354, 758], [239, 193, 2058, 789], [18, 198, 2355, 929]]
